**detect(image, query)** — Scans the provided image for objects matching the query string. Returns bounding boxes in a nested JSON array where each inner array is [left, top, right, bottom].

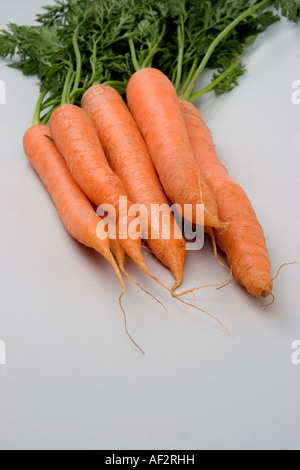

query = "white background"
[[0, 0, 299, 451]]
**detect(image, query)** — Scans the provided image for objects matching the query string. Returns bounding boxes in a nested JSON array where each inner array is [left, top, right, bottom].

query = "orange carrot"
[[23, 124, 146, 353], [25, 125, 229, 332], [23, 125, 124, 293], [82, 84, 186, 289], [126, 68, 224, 229], [49, 104, 150, 277], [180, 100, 272, 297]]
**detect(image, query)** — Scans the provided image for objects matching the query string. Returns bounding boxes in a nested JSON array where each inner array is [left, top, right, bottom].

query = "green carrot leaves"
[[0, 0, 299, 116]]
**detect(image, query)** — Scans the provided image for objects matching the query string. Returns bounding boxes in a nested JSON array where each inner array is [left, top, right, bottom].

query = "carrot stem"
[[141, 22, 167, 69], [32, 89, 48, 126], [61, 66, 74, 106], [188, 54, 243, 101], [71, 26, 82, 102], [102, 81, 127, 93], [41, 104, 60, 125], [87, 35, 101, 88], [179, 57, 198, 96], [180, 0, 271, 101], [174, 20, 185, 92], [129, 39, 140, 72]]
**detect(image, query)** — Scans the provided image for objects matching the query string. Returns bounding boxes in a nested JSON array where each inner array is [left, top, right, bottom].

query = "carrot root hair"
[[105, 249, 145, 354], [124, 237, 230, 333], [260, 261, 299, 307], [146, 270, 231, 334], [172, 290, 232, 334], [119, 289, 145, 355], [177, 270, 233, 298], [206, 228, 231, 273], [123, 269, 167, 312], [176, 228, 232, 298]]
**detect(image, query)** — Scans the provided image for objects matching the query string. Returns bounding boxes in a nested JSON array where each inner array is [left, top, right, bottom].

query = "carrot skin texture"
[[23, 125, 124, 284], [180, 100, 272, 297], [126, 68, 222, 229], [49, 104, 146, 270], [82, 85, 186, 288]]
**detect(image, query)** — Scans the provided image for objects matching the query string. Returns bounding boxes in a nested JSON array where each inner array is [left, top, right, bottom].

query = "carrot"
[[82, 84, 186, 289], [25, 122, 229, 333], [126, 68, 224, 229], [109, 236, 167, 311], [49, 104, 150, 277], [23, 124, 146, 353], [23, 125, 120, 279], [49, 104, 185, 307], [180, 100, 272, 297]]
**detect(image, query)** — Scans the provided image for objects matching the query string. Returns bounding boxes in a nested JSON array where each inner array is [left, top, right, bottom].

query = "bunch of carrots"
[[1, 0, 299, 350]]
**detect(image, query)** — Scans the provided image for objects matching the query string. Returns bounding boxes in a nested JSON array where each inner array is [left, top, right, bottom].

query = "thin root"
[[119, 291, 145, 355], [177, 269, 233, 297], [148, 272, 231, 335], [108, 250, 145, 354], [173, 292, 231, 334], [260, 261, 299, 307], [176, 229, 232, 297], [260, 292, 275, 308], [123, 270, 167, 312], [133, 252, 231, 334], [271, 262, 298, 282], [207, 227, 231, 273]]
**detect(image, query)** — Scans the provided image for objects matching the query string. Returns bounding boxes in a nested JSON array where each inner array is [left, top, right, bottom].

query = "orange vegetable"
[[23, 124, 125, 292], [180, 100, 272, 297], [126, 68, 223, 229], [82, 85, 186, 289], [49, 104, 150, 277], [24, 124, 229, 334]]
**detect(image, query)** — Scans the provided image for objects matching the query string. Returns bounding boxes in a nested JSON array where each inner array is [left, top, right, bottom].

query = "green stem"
[[32, 89, 48, 126], [68, 71, 76, 102], [142, 47, 160, 69], [69, 85, 86, 102], [171, 67, 177, 85], [41, 97, 60, 111], [181, 63, 189, 88], [188, 54, 244, 102], [102, 80, 127, 90], [71, 26, 83, 101], [179, 57, 199, 97], [61, 66, 74, 106], [181, 0, 270, 101], [41, 104, 60, 125], [129, 39, 140, 72], [174, 19, 185, 92], [87, 35, 101, 88], [141, 22, 167, 69]]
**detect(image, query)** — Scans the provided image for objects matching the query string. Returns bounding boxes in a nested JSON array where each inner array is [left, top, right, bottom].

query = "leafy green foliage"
[[275, 0, 300, 21], [0, 0, 299, 113]]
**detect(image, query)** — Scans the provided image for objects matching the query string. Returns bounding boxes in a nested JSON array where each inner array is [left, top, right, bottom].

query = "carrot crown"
[[0, 0, 299, 121]]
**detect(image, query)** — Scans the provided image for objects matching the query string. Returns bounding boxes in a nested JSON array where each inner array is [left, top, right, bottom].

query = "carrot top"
[[1, 0, 299, 117]]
